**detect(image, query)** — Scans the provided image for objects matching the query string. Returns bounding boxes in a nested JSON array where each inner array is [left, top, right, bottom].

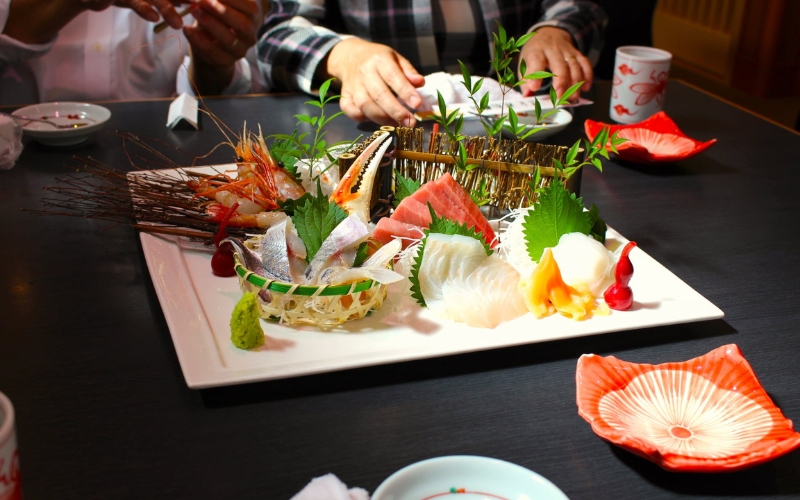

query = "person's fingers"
[[196, 0, 259, 43], [360, 75, 413, 125], [120, 0, 162, 23], [562, 54, 585, 98], [544, 47, 571, 96], [381, 56, 422, 109], [190, 6, 237, 48], [149, 0, 185, 29], [519, 50, 548, 96], [184, 24, 232, 66], [339, 90, 369, 123], [577, 55, 593, 91], [397, 56, 425, 89]]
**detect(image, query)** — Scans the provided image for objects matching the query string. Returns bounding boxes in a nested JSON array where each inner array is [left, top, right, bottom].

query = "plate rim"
[[136, 166, 724, 389]]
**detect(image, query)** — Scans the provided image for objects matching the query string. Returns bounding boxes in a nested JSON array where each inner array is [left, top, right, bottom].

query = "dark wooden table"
[[2, 81, 799, 499]]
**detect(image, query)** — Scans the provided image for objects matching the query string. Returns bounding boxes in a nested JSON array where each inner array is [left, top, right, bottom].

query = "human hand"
[[326, 38, 425, 126], [518, 26, 593, 99], [107, 0, 190, 30], [181, 0, 260, 94]]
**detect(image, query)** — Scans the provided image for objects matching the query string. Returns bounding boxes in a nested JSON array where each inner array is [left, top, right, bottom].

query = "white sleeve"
[[175, 55, 255, 96], [0, 0, 56, 65]]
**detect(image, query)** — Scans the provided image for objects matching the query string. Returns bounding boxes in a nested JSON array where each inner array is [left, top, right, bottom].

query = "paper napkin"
[[167, 92, 199, 130], [290, 473, 369, 500]]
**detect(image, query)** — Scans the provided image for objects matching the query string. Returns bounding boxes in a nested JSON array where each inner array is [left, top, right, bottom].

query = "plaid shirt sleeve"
[[531, 0, 608, 66], [256, 0, 342, 93]]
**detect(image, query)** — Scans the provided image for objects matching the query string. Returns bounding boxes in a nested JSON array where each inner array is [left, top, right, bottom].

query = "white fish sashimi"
[[551, 232, 615, 296], [442, 255, 527, 328], [318, 239, 404, 285], [418, 233, 487, 317], [303, 214, 369, 284]]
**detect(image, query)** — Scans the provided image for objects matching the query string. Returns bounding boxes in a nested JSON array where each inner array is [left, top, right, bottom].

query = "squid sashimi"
[[442, 255, 528, 328], [551, 233, 615, 296], [417, 233, 487, 317]]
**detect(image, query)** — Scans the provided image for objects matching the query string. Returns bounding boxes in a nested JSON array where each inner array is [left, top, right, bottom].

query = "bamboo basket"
[[233, 255, 387, 328], [392, 126, 580, 211]]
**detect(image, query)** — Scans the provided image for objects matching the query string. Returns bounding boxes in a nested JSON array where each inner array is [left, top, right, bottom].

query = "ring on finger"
[[565, 55, 577, 62], [230, 39, 239, 49]]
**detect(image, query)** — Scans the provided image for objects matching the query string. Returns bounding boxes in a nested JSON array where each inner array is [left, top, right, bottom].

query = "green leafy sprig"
[[270, 78, 353, 183], [290, 182, 348, 261]]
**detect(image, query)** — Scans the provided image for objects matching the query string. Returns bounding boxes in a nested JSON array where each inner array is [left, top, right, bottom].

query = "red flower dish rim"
[[575, 344, 800, 472], [584, 111, 717, 164]]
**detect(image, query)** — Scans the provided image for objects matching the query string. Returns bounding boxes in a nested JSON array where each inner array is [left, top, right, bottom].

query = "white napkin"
[[413, 72, 592, 119], [167, 92, 199, 129], [290, 473, 370, 500], [0, 113, 23, 170], [415, 72, 524, 114]]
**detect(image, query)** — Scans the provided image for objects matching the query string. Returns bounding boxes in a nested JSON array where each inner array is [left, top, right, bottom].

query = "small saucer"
[[584, 111, 716, 163], [372, 455, 568, 500], [12, 102, 111, 146], [576, 344, 800, 472]]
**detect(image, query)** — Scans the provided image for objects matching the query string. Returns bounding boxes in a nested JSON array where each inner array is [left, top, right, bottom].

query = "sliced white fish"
[[442, 254, 527, 328], [418, 233, 487, 317], [259, 219, 307, 283], [317, 239, 403, 285], [303, 214, 370, 284]]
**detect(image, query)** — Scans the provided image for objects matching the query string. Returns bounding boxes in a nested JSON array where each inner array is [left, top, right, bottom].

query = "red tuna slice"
[[411, 173, 497, 247], [390, 196, 434, 227], [373, 218, 425, 249]]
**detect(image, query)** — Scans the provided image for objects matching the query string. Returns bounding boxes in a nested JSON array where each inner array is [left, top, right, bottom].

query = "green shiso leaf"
[[291, 183, 347, 261], [408, 203, 491, 307], [587, 204, 607, 244], [270, 133, 303, 181], [523, 180, 592, 262], [393, 169, 421, 207], [352, 241, 370, 267]]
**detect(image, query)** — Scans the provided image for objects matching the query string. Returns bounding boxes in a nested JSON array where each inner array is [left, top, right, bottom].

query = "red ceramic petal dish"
[[576, 344, 800, 472], [584, 111, 717, 164]]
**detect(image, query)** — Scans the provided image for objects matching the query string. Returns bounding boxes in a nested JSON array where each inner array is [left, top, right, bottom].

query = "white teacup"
[[610, 46, 672, 124], [0, 392, 22, 500]]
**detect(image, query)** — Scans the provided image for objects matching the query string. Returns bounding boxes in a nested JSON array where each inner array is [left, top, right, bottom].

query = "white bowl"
[[372, 455, 569, 500], [12, 102, 111, 146], [489, 108, 573, 142]]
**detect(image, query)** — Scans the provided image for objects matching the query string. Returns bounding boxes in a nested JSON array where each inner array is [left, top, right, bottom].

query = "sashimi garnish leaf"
[[587, 204, 607, 244], [352, 241, 369, 267], [291, 183, 348, 261], [523, 180, 591, 262], [408, 204, 491, 308], [393, 169, 421, 208]]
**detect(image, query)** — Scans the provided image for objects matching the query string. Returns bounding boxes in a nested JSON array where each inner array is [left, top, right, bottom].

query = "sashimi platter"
[[126, 119, 724, 388]]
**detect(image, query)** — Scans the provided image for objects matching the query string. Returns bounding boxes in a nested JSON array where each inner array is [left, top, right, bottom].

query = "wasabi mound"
[[230, 292, 265, 350]]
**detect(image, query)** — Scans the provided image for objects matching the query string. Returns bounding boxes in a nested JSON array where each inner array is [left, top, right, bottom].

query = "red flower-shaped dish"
[[576, 344, 800, 472], [584, 111, 716, 164]]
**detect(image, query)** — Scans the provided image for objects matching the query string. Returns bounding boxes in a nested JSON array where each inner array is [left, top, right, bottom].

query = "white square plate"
[[136, 170, 724, 389]]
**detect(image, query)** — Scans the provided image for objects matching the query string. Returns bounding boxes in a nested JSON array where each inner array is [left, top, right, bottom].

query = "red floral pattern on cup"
[[630, 70, 668, 106], [0, 450, 21, 500], [617, 64, 639, 76]]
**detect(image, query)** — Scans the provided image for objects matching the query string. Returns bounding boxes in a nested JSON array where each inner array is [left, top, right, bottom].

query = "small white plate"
[[372, 456, 569, 500], [12, 102, 111, 146], [490, 108, 573, 142]]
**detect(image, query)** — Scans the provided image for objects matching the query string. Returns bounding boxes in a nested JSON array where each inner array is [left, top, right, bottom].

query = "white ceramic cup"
[[610, 46, 672, 124], [0, 392, 22, 500]]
